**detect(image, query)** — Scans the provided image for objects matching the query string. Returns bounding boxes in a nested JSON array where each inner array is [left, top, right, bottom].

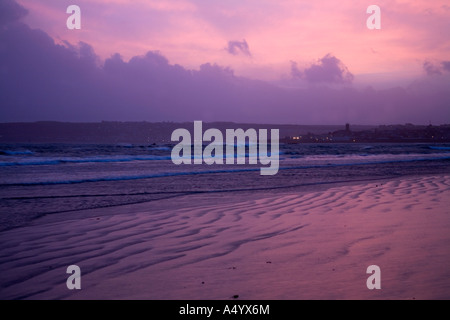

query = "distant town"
[[0, 122, 449, 144], [282, 123, 450, 143]]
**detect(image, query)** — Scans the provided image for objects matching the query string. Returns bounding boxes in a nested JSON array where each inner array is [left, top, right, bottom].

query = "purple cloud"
[[291, 54, 353, 84], [303, 54, 353, 84], [423, 60, 450, 76], [0, 0, 27, 26], [290, 61, 303, 79], [423, 61, 442, 76], [226, 40, 251, 57], [441, 61, 450, 72]]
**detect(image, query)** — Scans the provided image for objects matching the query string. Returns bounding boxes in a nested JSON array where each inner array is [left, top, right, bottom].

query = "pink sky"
[[2, 0, 449, 124], [16, 0, 450, 84]]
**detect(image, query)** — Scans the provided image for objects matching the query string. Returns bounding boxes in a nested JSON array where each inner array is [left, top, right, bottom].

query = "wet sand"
[[1, 175, 449, 300]]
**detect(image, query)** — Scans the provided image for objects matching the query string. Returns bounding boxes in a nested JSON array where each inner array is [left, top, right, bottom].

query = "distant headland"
[[0, 122, 449, 144], [282, 123, 450, 144]]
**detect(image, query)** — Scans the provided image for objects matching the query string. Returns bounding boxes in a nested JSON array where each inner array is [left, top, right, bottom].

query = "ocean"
[[1, 142, 450, 231]]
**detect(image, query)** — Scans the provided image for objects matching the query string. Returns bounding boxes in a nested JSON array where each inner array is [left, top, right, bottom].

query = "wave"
[[148, 146, 171, 151], [0, 152, 281, 167], [429, 146, 450, 151], [0, 155, 173, 167], [115, 143, 134, 148], [0, 150, 34, 156], [2, 155, 449, 187], [286, 152, 450, 163], [1, 168, 260, 186]]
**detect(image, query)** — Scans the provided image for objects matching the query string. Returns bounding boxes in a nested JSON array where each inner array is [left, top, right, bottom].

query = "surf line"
[[171, 121, 279, 175]]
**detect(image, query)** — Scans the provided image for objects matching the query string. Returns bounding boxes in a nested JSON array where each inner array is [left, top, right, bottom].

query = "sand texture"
[[1, 175, 449, 300]]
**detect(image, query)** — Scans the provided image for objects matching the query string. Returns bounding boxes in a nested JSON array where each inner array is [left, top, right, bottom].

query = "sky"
[[0, 0, 449, 124]]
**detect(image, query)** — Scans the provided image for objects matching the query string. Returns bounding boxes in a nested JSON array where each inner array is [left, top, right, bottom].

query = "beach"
[[1, 174, 449, 300], [2, 0, 450, 303]]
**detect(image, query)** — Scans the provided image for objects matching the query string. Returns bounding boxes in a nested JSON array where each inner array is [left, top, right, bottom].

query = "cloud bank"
[[0, 0, 27, 26]]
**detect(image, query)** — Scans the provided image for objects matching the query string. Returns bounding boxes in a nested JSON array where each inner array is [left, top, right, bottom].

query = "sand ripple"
[[1, 175, 449, 299]]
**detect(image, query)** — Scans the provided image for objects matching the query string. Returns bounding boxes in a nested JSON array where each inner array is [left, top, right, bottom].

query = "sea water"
[[1, 142, 449, 230]]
